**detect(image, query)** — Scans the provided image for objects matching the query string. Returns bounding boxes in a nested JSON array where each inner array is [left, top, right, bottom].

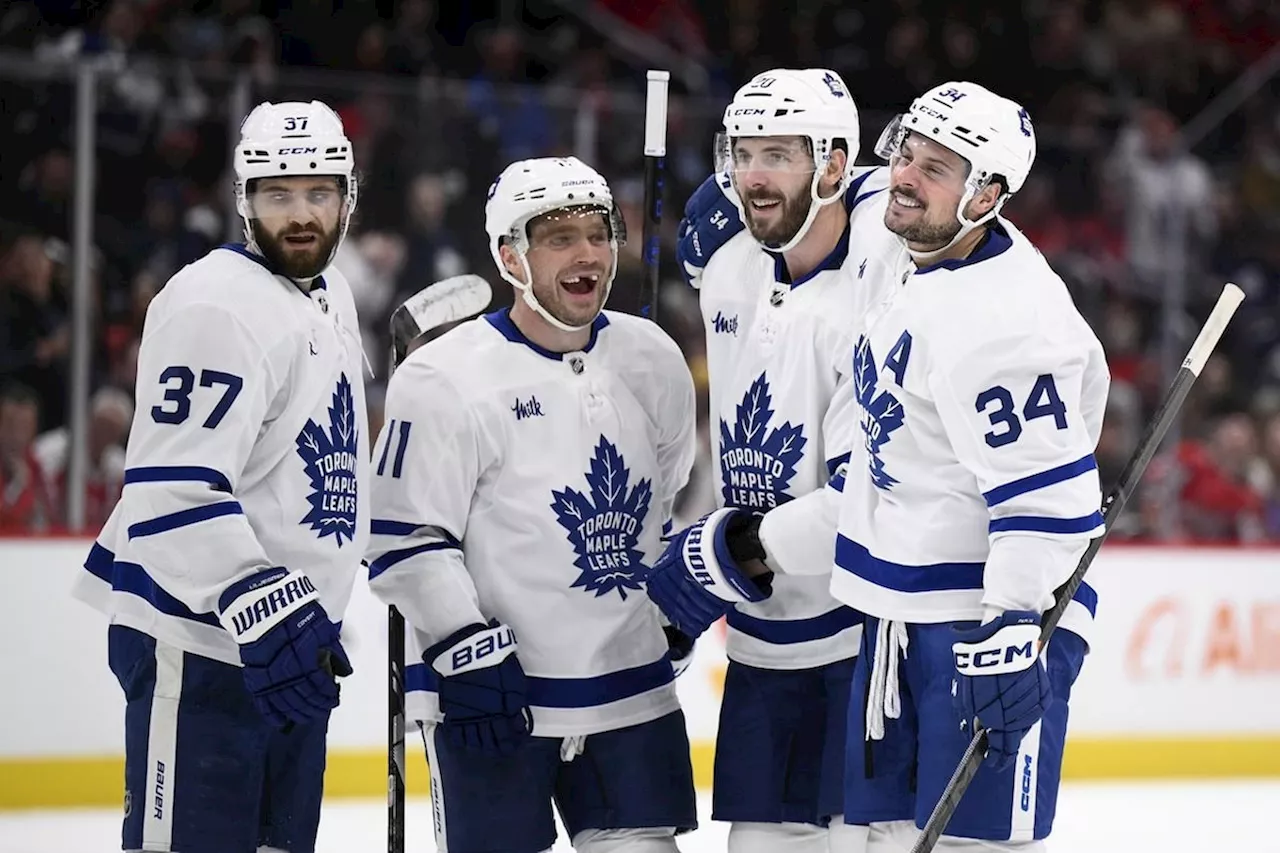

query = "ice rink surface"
[[2, 780, 1278, 852]]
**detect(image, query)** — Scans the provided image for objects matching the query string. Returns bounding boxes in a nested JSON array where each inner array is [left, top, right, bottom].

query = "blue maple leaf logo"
[[296, 373, 359, 546], [854, 337, 906, 490], [550, 436, 653, 600], [719, 373, 806, 510]]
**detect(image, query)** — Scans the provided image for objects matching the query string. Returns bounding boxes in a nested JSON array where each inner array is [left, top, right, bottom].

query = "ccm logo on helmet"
[[277, 147, 318, 155]]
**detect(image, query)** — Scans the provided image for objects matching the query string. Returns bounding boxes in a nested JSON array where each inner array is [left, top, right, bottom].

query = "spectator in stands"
[[1260, 411, 1280, 539], [0, 234, 69, 430], [1175, 412, 1268, 542], [0, 382, 53, 534], [466, 26, 552, 166], [1106, 104, 1219, 305], [33, 386, 132, 533]]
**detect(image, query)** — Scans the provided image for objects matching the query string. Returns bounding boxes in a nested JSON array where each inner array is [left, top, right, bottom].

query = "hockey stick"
[[910, 281, 1245, 853], [384, 273, 493, 853], [640, 69, 670, 321]]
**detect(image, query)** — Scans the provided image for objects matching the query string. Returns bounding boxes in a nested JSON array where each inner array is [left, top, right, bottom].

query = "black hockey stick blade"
[[910, 282, 1245, 853]]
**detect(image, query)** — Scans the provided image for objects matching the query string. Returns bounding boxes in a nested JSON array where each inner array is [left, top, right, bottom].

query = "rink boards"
[[3, 539, 1279, 809]]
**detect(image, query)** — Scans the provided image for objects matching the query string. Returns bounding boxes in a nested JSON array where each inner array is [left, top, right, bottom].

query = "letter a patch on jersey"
[[719, 373, 806, 511], [854, 337, 906, 491], [296, 373, 359, 545], [551, 437, 652, 600]]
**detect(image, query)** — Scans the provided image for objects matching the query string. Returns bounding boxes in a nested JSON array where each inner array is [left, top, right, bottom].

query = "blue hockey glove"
[[645, 508, 773, 639], [217, 567, 353, 729], [425, 620, 532, 757], [677, 172, 744, 287], [664, 624, 697, 678], [952, 611, 1053, 769]]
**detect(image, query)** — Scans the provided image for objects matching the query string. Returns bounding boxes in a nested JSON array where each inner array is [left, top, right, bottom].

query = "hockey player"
[[647, 82, 1104, 851], [366, 156, 699, 853], [72, 100, 369, 853], [649, 68, 900, 853]]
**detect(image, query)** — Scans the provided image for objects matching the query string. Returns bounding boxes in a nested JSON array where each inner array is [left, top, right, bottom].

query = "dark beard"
[[889, 216, 962, 251], [251, 220, 340, 281], [743, 188, 811, 248]]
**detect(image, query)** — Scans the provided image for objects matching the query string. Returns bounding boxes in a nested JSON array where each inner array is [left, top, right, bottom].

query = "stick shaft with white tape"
[[641, 70, 670, 321], [912, 282, 1245, 853], [385, 275, 491, 853]]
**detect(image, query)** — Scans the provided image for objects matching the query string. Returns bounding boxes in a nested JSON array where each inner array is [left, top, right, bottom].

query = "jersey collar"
[[767, 170, 886, 290], [911, 220, 1014, 276], [484, 307, 609, 360]]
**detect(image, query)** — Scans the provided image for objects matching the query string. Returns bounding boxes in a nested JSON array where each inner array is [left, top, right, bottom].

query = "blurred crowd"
[[1, 0, 1278, 541]]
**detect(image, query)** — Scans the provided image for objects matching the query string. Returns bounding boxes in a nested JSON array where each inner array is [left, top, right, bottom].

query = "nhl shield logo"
[[720, 373, 806, 510], [296, 373, 359, 545], [551, 436, 652, 600]]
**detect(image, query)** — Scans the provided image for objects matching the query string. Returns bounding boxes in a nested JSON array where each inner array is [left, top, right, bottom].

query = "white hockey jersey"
[[366, 308, 697, 737], [698, 168, 901, 669], [827, 219, 1106, 636], [73, 244, 372, 665]]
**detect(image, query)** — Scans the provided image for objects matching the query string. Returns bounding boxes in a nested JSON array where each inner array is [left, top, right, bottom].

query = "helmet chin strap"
[[753, 168, 847, 255], [903, 181, 1005, 265], [499, 248, 615, 335]]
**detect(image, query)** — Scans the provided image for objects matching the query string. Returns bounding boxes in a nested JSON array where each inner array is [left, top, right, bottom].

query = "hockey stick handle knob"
[[644, 70, 671, 157], [1182, 282, 1243, 376]]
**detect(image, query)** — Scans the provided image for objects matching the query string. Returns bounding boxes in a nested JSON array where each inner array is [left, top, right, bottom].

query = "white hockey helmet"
[[233, 100, 358, 274], [484, 156, 625, 333], [875, 81, 1035, 235], [715, 68, 861, 252]]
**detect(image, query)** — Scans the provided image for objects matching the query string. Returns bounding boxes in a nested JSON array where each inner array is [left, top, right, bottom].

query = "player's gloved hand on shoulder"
[[645, 508, 774, 639], [951, 610, 1053, 769], [677, 172, 744, 288], [425, 619, 532, 757], [217, 567, 353, 728]]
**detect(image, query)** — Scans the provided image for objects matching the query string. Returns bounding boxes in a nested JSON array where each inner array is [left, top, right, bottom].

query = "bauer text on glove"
[[426, 620, 532, 757]]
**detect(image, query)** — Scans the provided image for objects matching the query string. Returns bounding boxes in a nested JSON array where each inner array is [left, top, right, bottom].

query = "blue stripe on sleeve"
[[407, 656, 674, 709], [127, 501, 243, 539], [368, 542, 460, 580], [988, 512, 1105, 535], [828, 470, 846, 493], [982, 455, 1098, 507], [124, 466, 232, 492], [370, 520, 462, 544], [826, 452, 851, 477], [83, 542, 221, 626], [1072, 580, 1098, 616], [371, 519, 419, 536]]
